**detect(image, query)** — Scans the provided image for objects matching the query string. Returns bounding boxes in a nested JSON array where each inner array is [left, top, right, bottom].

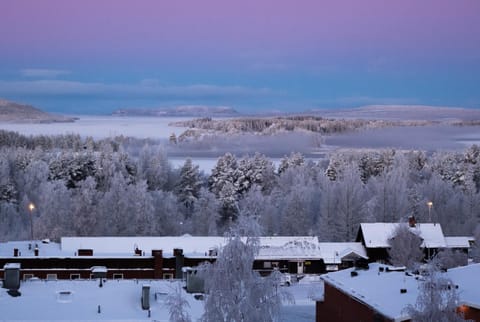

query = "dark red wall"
[[316, 283, 394, 322], [459, 306, 480, 322]]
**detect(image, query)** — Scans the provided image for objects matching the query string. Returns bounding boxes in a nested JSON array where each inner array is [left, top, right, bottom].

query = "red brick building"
[[316, 263, 480, 322]]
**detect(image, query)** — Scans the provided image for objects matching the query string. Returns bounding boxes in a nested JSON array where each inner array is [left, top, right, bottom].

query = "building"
[[0, 236, 367, 281], [316, 263, 480, 322], [356, 220, 470, 263]]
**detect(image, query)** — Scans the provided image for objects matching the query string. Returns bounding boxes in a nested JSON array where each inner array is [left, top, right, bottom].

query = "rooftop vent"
[[400, 288, 407, 294], [351, 271, 358, 277]]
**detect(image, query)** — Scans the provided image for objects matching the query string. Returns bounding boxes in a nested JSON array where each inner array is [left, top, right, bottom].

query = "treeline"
[[0, 129, 479, 242], [170, 116, 434, 141]]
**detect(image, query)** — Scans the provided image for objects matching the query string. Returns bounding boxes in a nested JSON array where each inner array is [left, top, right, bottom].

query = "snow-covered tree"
[[404, 264, 467, 322], [388, 224, 424, 270], [209, 153, 240, 224], [365, 161, 409, 222], [189, 188, 220, 235], [334, 165, 365, 241], [150, 190, 183, 236], [278, 152, 304, 174], [200, 235, 288, 322], [175, 158, 203, 212], [435, 248, 468, 270], [137, 144, 171, 191], [35, 180, 73, 241], [471, 224, 480, 263], [318, 174, 338, 241], [165, 283, 191, 322], [236, 153, 276, 194]]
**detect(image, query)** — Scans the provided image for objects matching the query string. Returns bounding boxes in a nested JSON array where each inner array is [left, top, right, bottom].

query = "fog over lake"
[[2, 115, 479, 172]]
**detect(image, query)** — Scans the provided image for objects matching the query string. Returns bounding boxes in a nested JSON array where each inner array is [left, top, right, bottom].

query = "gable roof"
[[359, 223, 447, 249], [444, 236, 471, 249], [318, 242, 368, 264]]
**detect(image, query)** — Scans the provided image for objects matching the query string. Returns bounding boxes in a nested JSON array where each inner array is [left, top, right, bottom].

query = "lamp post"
[[28, 202, 35, 242], [427, 201, 433, 223]]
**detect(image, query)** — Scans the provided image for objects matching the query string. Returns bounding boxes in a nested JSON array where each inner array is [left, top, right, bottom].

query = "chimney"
[[174, 249, 184, 279], [34, 247, 39, 256], [152, 250, 163, 279], [408, 216, 416, 227], [13, 248, 18, 257]]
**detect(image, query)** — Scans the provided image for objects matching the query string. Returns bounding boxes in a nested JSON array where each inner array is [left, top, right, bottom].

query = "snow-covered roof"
[[321, 263, 480, 321], [359, 223, 447, 248], [318, 243, 368, 264], [322, 263, 418, 321], [444, 236, 471, 249], [0, 276, 319, 321], [0, 241, 65, 258], [3, 263, 21, 269], [61, 236, 228, 257], [91, 266, 108, 273], [1, 237, 370, 264], [61, 236, 327, 258], [257, 237, 321, 260], [446, 264, 480, 309]]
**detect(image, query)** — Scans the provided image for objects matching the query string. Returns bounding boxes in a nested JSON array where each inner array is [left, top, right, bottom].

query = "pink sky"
[[1, 0, 479, 113]]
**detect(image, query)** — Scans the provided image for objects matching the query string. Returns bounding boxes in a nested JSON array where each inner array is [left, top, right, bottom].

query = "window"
[[163, 273, 174, 279], [23, 274, 34, 281], [46, 274, 57, 281], [113, 274, 124, 280], [70, 274, 80, 280]]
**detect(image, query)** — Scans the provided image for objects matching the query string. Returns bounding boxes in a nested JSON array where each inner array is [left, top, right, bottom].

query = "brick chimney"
[[408, 216, 416, 227], [174, 249, 184, 279], [152, 250, 163, 279]]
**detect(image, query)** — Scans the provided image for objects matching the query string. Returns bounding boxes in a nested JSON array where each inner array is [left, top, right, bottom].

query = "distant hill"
[[306, 105, 480, 121], [0, 99, 77, 123], [112, 105, 239, 117]]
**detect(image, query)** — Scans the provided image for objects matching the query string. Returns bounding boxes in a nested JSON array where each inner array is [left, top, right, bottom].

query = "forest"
[[0, 128, 479, 242]]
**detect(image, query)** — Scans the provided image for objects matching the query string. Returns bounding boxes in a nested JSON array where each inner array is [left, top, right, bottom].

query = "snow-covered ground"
[[0, 276, 322, 321], [0, 115, 188, 139]]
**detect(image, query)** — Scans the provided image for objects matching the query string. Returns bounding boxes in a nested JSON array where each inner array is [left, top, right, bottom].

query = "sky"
[[1, 0, 479, 114]]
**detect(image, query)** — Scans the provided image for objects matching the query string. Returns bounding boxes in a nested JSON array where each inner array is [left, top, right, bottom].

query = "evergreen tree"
[[175, 158, 203, 212]]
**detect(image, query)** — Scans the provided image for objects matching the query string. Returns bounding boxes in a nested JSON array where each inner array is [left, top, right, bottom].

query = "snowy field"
[[0, 115, 189, 139], [0, 277, 321, 322]]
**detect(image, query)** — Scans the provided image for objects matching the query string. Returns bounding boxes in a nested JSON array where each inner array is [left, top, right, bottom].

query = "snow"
[[0, 241, 65, 258], [318, 242, 367, 264], [3, 263, 21, 269], [91, 266, 108, 273], [360, 223, 447, 249], [446, 264, 480, 310], [0, 277, 319, 321], [0, 115, 189, 139], [60, 236, 349, 259], [322, 263, 419, 321], [0, 278, 203, 321], [61, 236, 228, 258], [444, 236, 471, 248]]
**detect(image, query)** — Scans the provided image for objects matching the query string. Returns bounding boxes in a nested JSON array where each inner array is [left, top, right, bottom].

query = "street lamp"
[[427, 201, 433, 223], [28, 202, 35, 242]]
